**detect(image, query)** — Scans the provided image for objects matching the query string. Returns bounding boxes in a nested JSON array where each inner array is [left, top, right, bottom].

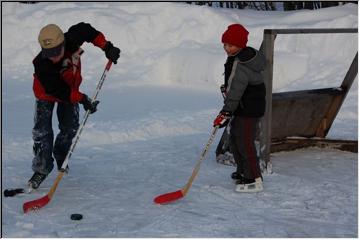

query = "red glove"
[[213, 111, 231, 128]]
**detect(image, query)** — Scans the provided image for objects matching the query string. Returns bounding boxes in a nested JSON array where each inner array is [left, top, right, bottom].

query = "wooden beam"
[[272, 88, 342, 140], [264, 28, 357, 35], [271, 137, 358, 153], [315, 53, 358, 137], [259, 32, 275, 171]]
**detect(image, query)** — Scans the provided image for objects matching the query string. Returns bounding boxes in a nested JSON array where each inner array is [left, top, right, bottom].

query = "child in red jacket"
[[29, 22, 120, 189]]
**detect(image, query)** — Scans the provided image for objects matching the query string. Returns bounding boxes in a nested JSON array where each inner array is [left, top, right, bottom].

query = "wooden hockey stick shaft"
[[154, 126, 218, 204], [47, 171, 65, 199], [181, 126, 218, 196]]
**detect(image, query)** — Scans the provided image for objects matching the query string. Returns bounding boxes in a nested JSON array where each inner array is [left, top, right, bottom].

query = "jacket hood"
[[236, 47, 265, 73]]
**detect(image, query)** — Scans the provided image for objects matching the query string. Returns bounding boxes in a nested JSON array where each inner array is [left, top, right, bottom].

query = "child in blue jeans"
[[29, 23, 120, 189]]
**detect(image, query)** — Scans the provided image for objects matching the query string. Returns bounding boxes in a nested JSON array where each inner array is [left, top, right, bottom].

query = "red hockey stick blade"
[[154, 190, 184, 205], [23, 195, 51, 213]]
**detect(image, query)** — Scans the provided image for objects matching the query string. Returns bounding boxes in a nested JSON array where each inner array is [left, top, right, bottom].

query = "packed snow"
[[2, 2, 358, 237]]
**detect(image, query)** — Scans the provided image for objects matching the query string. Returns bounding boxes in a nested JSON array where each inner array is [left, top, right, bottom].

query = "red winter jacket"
[[33, 22, 107, 103]]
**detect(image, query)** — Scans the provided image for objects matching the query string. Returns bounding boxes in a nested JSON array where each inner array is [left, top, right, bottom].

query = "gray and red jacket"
[[222, 47, 266, 117], [32, 22, 108, 103]]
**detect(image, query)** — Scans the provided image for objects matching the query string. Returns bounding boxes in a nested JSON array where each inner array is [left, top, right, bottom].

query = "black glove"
[[80, 94, 99, 114], [103, 41, 120, 64]]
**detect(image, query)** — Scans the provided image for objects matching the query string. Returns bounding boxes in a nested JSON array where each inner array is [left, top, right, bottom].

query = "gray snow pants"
[[32, 99, 79, 174], [230, 116, 262, 179]]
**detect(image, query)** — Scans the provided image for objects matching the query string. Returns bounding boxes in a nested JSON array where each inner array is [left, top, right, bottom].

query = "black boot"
[[28, 172, 47, 189], [56, 159, 63, 170], [231, 172, 243, 181]]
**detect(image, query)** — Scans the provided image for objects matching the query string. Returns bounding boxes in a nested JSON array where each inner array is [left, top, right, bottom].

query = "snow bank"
[[2, 2, 357, 91], [3, 2, 357, 142]]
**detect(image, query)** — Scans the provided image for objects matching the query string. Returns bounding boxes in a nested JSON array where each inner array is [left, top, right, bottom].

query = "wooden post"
[[315, 52, 358, 137], [260, 30, 276, 172]]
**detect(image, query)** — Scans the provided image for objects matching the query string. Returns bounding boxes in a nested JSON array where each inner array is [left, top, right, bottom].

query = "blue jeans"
[[32, 100, 79, 174]]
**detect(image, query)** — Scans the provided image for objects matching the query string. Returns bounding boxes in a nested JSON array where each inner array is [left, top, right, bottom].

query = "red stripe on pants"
[[244, 118, 260, 179]]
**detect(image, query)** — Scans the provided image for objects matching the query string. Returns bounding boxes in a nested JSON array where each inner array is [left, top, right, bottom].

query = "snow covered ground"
[[2, 2, 358, 237]]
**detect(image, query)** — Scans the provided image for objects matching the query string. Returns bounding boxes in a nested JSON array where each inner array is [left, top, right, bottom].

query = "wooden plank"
[[271, 88, 343, 139], [271, 137, 358, 153], [259, 32, 275, 170], [341, 53, 358, 89], [265, 28, 358, 35], [272, 95, 333, 139], [315, 53, 358, 137], [272, 88, 343, 99]]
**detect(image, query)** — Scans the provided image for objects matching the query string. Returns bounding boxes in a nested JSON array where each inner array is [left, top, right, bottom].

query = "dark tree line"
[[186, 2, 357, 11], [19, 1, 358, 10], [187, 1, 277, 10], [283, 1, 346, 10]]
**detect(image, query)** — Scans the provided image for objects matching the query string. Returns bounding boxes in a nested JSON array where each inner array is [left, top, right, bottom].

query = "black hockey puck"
[[70, 213, 83, 221], [4, 188, 25, 197]]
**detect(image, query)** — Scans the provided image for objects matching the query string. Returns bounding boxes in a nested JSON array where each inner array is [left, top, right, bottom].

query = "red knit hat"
[[221, 24, 249, 48]]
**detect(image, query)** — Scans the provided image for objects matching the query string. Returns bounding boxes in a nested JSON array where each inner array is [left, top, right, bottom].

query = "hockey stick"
[[154, 126, 219, 205], [23, 60, 113, 213]]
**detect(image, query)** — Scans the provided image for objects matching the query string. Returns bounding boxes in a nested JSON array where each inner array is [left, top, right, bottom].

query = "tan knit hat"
[[38, 24, 65, 58]]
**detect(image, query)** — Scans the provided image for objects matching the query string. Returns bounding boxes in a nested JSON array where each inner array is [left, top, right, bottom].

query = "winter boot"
[[28, 172, 47, 189], [235, 177, 263, 193], [231, 172, 243, 181]]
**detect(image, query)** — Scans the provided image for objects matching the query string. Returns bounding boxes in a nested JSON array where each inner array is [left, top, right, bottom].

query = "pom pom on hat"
[[221, 24, 249, 48]]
